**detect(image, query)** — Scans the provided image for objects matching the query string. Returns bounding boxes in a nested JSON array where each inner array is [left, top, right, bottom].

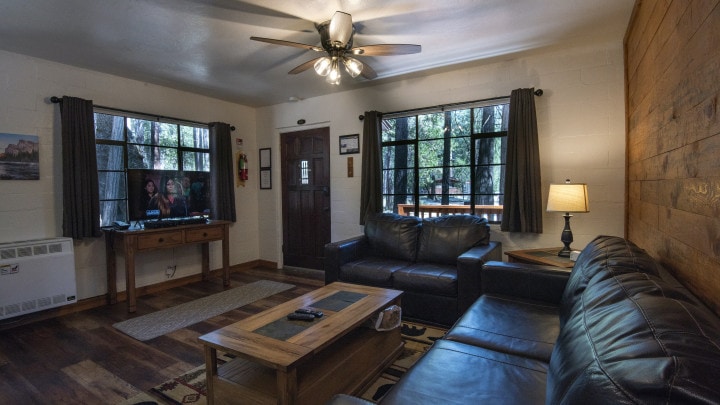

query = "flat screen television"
[[127, 169, 211, 223]]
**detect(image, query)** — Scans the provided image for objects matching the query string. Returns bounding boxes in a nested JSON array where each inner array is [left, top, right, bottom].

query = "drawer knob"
[[203, 232, 208, 237], [158, 238, 164, 243]]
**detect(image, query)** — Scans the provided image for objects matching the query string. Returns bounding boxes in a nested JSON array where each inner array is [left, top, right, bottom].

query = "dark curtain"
[[209, 122, 236, 222], [60, 96, 102, 239], [359, 111, 382, 225], [501, 88, 543, 233]]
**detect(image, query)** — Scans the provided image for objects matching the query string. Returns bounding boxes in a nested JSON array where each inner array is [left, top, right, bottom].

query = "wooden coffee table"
[[198, 282, 404, 405]]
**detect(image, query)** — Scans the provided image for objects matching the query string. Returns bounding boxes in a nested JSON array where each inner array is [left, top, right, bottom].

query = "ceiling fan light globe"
[[326, 59, 341, 85], [313, 57, 332, 76], [343, 57, 363, 78]]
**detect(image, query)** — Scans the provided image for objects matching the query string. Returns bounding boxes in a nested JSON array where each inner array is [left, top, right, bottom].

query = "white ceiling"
[[0, 0, 635, 107]]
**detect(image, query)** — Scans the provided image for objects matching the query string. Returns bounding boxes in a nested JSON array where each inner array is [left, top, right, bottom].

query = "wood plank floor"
[[0, 267, 324, 404]]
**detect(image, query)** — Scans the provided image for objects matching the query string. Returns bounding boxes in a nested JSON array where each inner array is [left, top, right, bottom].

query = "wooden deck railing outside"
[[396, 204, 503, 221]]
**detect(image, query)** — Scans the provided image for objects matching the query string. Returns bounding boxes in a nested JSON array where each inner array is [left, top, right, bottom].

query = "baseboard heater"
[[0, 237, 77, 320]]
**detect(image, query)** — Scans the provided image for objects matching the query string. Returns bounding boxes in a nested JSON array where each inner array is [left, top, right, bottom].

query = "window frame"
[[94, 109, 210, 226], [380, 98, 509, 223]]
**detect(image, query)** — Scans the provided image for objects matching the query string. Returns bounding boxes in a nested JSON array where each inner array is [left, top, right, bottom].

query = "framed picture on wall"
[[339, 134, 360, 155], [259, 148, 271, 169], [260, 169, 272, 189]]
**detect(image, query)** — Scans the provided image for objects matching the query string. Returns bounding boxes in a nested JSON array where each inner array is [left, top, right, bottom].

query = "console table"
[[105, 220, 231, 313]]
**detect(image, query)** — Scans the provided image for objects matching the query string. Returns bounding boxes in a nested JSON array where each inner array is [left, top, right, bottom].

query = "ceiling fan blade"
[[288, 57, 324, 75], [328, 11, 353, 47], [250, 36, 323, 52], [351, 44, 421, 56], [360, 62, 377, 80]]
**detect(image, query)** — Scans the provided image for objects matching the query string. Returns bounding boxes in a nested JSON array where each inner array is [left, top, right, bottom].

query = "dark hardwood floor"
[[0, 267, 324, 404]]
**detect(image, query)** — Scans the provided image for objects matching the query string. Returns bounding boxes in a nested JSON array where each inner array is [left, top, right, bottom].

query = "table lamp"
[[546, 180, 589, 257]]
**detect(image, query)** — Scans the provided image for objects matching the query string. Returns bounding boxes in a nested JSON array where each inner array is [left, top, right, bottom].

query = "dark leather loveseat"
[[324, 213, 502, 326], [329, 235, 720, 404]]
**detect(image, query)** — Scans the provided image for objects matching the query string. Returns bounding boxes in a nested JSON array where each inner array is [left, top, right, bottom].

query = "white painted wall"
[[257, 39, 626, 264], [0, 37, 626, 301], [0, 50, 258, 300]]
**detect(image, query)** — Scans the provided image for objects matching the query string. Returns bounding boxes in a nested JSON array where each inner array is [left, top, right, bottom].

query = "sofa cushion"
[[393, 263, 457, 296], [380, 339, 548, 405], [445, 294, 560, 362], [548, 271, 720, 404], [339, 257, 411, 288], [418, 215, 490, 265], [364, 213, 421, 262], [560, 235, 660, 326]]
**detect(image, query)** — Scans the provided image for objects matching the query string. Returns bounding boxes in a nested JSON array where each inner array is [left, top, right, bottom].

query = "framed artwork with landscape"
[[0, 133, 39, 180]]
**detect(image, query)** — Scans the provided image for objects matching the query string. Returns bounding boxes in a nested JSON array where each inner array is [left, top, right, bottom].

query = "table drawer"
[[137, 231, 184, 250], [185, 226, 224, 243]]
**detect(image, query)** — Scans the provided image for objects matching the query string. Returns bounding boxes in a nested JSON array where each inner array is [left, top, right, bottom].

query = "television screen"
[[127, 170, 211, 222]]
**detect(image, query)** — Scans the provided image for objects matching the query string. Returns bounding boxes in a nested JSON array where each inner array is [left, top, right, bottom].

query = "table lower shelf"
[[211, 326, 403, 405]]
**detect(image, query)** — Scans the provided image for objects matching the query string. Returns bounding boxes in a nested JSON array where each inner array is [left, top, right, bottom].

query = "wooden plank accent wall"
[[625, 0, 720, 315]]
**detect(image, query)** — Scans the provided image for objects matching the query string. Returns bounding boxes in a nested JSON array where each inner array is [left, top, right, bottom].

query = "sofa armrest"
[[481, 261, 571, 305], [456, 241, 503, 312], [323, 235, 368, 284]]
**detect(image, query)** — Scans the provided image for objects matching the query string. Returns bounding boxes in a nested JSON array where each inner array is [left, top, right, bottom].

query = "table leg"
[[205, 346, 218, 405], [105, 231, 117, 305], [125, 237, 137, 313], [222, 223, 230, 287], [277, 368, 297, 405], [201, 242, 210, 281]]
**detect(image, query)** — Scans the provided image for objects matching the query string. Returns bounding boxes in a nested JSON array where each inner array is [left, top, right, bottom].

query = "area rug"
[[121, 322, 446, 405], [113, 280, 295, 341]]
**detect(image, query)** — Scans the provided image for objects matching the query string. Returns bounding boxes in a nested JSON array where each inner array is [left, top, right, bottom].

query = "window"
[[94, 110, 210, 227], [381, 99, 509, 223]]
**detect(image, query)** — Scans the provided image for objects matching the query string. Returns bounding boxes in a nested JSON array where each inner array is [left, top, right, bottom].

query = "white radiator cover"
[[0, 237, 77, 320]]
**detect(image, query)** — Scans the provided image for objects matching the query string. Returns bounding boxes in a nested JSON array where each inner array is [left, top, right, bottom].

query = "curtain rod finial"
[[50, 96, 62, 103], [534, 89, 543, 96], [359, 115, 364, 121]]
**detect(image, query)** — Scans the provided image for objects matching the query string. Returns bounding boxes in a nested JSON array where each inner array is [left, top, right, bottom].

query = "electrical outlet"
[[166, 265, 176, 278]]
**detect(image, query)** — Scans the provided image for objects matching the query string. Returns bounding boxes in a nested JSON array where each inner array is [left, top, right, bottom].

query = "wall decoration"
[[260, 169, 272, 189], [0, 133, 39, 180], [259, 148, 271, 189], [259, 148, 271, 169], [339, 134, 360, 155]]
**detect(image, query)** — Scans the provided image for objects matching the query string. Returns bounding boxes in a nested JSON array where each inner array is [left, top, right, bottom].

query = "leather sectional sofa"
[[329, 235, 720, 404], [324, 213, 502, 326]]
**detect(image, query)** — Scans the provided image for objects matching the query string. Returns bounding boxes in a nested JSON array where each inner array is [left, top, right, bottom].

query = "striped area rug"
[[113, 280, 294, 341]]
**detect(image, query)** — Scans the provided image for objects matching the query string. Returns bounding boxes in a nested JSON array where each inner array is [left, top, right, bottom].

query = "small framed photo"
[[259, 148, 271, 169], [260, 169, 272, 189], [339, 134, 360, 155]]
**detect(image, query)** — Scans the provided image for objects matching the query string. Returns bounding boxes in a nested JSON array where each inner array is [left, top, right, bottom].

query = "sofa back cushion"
[[418, 215, 490, 265], [547, 270, 720, 404], [560, 235, 660, 326], [364, 213, 421, 262]]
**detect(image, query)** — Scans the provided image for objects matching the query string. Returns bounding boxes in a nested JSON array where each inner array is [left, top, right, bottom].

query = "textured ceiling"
[[0, 0, 634, 107]]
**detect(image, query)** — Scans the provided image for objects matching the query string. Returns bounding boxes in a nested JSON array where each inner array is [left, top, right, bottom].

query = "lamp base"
[[557, 246, 572, 257], [557, 213, 573, 257]]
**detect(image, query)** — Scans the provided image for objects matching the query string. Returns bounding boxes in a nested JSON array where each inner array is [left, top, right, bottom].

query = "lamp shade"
[[547, 183, 589, 213]]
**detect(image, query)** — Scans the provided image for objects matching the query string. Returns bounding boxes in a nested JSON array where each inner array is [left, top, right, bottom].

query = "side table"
[[504, 247, 575, 268]]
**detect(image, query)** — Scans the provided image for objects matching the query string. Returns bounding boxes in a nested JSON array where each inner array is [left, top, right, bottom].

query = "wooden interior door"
[[281, 127, 331, 270]]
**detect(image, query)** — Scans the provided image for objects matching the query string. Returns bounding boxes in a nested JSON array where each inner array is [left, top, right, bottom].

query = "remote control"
[[295, 308, 323, 318], [287, 313, 315, 321]]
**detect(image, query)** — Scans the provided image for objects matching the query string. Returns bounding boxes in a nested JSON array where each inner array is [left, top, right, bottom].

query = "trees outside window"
[[94, 111, 209, 227], [381, 99, 509, 223]]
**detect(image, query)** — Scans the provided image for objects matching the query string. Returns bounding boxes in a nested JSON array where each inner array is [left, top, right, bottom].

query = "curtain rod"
[[359, 89, 543, 120], [49, 96, 235, 131]]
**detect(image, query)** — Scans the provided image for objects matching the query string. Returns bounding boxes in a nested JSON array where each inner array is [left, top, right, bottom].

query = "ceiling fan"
[[250, 11, 421, 84]]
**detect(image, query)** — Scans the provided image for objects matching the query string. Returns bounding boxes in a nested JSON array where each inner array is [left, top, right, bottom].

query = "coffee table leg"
[[277, 368, 297, 405], [205, 346, 218, 405]]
